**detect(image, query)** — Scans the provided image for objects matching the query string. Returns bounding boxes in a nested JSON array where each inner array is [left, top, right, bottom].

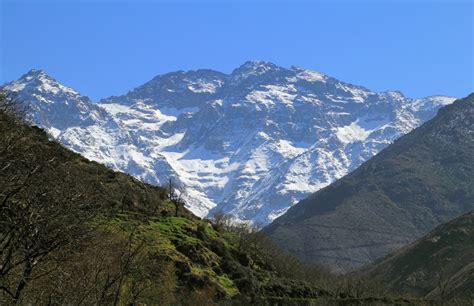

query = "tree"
[[0, 155, 94, 303], [166, 177, 186, 217], [0, 92, 92, 303], [211, 210, 233, 232]]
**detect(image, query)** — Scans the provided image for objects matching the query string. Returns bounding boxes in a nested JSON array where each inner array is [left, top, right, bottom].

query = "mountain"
[[264, 94, 474, 273], [363, 209, 474, 300], [4, 69, 110, 134], [3, 61, 455, 224], [0, 93, 325, 304], [2, 95, 419, 305]]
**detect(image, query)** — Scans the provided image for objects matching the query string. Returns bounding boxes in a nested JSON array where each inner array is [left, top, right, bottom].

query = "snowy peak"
[[17, 69, 80, 97], [290, 66, 328, 83], [4, 63, 457, 225], [21, 68, 47, 79], [156, 69, 227, 94], [3, 70, 106, 137], [232, 60, 280, 74], [101, 69, 228, 108], [5, 69, 83, 106], [230, 60, 286, 81]]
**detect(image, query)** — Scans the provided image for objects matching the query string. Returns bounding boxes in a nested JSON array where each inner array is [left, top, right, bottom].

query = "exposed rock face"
[[3, 61, 455, 223]]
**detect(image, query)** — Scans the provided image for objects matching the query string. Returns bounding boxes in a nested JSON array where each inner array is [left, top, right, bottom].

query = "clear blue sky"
[[1, 0, 473, 101]]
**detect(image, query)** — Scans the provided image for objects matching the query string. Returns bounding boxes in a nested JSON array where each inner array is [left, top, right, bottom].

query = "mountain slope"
[[363, 209, 474, 300], [3, 62, 456, 224], [0, 94, 330, 304], [2, 96, 423, 305], [264, 94, 474, 272]]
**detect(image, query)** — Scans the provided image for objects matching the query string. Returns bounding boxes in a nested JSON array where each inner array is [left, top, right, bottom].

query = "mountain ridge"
[[264, 93, 474, 272], [3, 62, 456, 223]]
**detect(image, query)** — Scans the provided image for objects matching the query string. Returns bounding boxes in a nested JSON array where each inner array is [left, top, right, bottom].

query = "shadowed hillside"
[[265, 93, 474, 273], [363, 209, 474, 301]]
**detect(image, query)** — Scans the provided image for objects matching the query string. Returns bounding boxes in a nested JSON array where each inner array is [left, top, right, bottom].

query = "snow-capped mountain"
[[3, 62, 455, 224]]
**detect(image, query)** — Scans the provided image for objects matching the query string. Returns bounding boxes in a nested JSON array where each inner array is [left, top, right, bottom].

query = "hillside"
[[264, 94, 474, 273], [363, 209, 474, 300], [1, 91, 423, 305], [4, 63, 455, 224]]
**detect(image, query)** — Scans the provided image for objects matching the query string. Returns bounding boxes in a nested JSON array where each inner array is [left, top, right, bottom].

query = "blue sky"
[[1, 0, 473, 101]]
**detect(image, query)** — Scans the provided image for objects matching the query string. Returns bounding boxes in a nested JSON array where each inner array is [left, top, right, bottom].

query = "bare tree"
[[233, 222, 253, 251], [211, 210, 233, 232], [166, 177, 187, 217], [0, 92, 93, 303], [0, 161, 94, 303]]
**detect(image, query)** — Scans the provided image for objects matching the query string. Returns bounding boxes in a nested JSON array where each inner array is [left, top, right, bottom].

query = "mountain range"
[[3, 77, 472, 304], [0, 99, 327, 304], [264, 94, 474, 272], [3, 61, 455, 224]]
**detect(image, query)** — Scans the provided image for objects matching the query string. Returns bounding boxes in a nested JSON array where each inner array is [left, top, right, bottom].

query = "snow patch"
[[412, 96, 456, 111], [296, 69, 327, 82], [336, 122, 371, 144], [186, 79, 223, 93], [48, 127, 61, 138]]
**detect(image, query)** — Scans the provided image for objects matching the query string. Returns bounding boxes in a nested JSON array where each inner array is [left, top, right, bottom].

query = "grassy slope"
[[264, 94, 474, 273]]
